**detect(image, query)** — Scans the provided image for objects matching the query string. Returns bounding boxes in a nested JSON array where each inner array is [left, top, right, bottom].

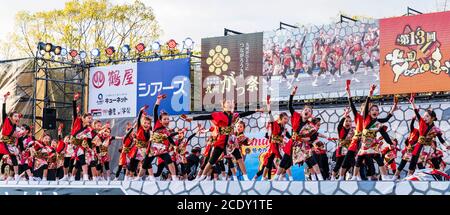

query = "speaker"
[[42, 108, 57, 129]]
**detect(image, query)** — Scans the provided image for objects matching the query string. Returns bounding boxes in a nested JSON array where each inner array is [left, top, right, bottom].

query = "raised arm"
[[153, 103, 159, 126], [377, 113, 393, 123], [137, 106, 147, 129], [363, 84, 376, 118], [409, 94, 421, 120], [288, 86, 298, 114], [73, 92, 80, 120], [346, 82, 358, 118], [153, 94, 167, 126], [409, 116, 416, 132], [337, 117, 345, 134]]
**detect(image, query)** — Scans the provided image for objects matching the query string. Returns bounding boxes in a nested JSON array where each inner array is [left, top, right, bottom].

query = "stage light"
[[183, 37, 194, 49], [135, 43, 145, 53], [151, 42, 160, 52], [45, 43, 52, 52], [105, 46, 115, 56], [69, 50, 78, 58], [60, 48, 67, 56], [54, 46, 62, 55], [121, 45, 130, 54], [37, 42, 46, 51], [167, 39, 177, 49], [79, 51, 87, 59], [90, 48, 100, 57]]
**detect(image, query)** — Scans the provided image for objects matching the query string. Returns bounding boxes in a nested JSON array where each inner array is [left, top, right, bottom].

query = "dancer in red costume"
[[69, 92, 94, 181], [0, 92, 26, 181], [92, 124, 123, 180], [394, 94, 450, 179], [224, 121, 251, 181], [331, 108, 354, 180], [350, 84, 397, 181], [182, 99, 263, 181], [115, 122, 134, 181], [338, 82, 395, 180]]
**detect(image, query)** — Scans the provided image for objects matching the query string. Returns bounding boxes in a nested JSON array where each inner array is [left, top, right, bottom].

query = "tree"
[[1, 0, 161, 59]]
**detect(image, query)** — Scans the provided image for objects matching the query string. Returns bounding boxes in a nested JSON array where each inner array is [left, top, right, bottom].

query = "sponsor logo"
[[92, 71, 105, 88], [206, 45, 231, 75]]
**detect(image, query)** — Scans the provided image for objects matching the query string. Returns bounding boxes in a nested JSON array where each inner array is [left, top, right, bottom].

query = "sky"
[[0, 0, 447, 57]]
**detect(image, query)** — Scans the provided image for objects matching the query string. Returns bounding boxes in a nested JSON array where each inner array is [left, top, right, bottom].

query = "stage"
[[0, 180, 448, 195]]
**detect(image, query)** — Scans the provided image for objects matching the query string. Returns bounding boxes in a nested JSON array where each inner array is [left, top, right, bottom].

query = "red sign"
[[92, 71, 105, 88], [380, 11, 450, 94]]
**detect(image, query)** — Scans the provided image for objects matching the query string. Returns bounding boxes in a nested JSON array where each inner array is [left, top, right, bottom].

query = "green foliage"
[[2, 0, 161, 59]]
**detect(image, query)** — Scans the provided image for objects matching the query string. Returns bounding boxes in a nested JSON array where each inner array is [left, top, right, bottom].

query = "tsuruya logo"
[[206, 45, 231, 75]]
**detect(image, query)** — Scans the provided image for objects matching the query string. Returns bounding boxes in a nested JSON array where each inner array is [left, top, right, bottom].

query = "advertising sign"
[[380, 11, 450, 94], [89, 63, 137, 119], [137, 58, 191, 115], [201, 33, 264, 107]]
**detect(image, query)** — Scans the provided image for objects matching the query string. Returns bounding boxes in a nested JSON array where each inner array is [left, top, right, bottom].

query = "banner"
[[89, 63, 137, 119], [201, 33, 263, 107], [380, 11, 450, 94], [137, 58, 191, 115], [263, 21, 380, 100], [242, 131, 304, 180]]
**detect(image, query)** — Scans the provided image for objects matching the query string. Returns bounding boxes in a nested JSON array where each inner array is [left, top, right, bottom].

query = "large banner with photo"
[[89, 63, 137, 119], [201, 33, 264, 108], [88, 59, 190, 119], [380, 11, 450, 95], [262, 20, 380, 100]]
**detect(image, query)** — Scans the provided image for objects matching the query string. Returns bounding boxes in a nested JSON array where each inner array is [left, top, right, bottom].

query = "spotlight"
[[183, 37, 194, 49], [151, 42, 160, 52], [79, 51, 87, 60], [121, 45, 130, 54], [37, 42, 46, 51], [54, 46, 62, 55], [69, 50, 78, 58], [167, 39, 177, 50], [45, 43, 52, 52], [105, 46, 115, 57], [60, 48, 68, 56], [135, 43, 145, 53], [90, 48, 100, 57]]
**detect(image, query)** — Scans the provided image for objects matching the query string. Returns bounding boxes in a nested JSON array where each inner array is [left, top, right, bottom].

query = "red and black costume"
[[397, 118, 420, 172], [141, 103, 178, 171], [70, 100, 93, 169], [280, 94, 308, 170], [174, 132, 197, 176], [95, 135, 116, 173], [292, 35, 307, 79], [0, 101, 20, 167], [115, 127, 133, 179], [192, 110, 256, 166], [405, 108, 447, 172], [355, 96, 394, 177], [333, 116, 355, 174], [341, 96, 392, 171], [128, 107, 151, 173]]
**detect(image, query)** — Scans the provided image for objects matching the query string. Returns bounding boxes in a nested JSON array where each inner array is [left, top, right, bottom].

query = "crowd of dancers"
[[263, 25, 380, 88], [0, 81, 449, 182]]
